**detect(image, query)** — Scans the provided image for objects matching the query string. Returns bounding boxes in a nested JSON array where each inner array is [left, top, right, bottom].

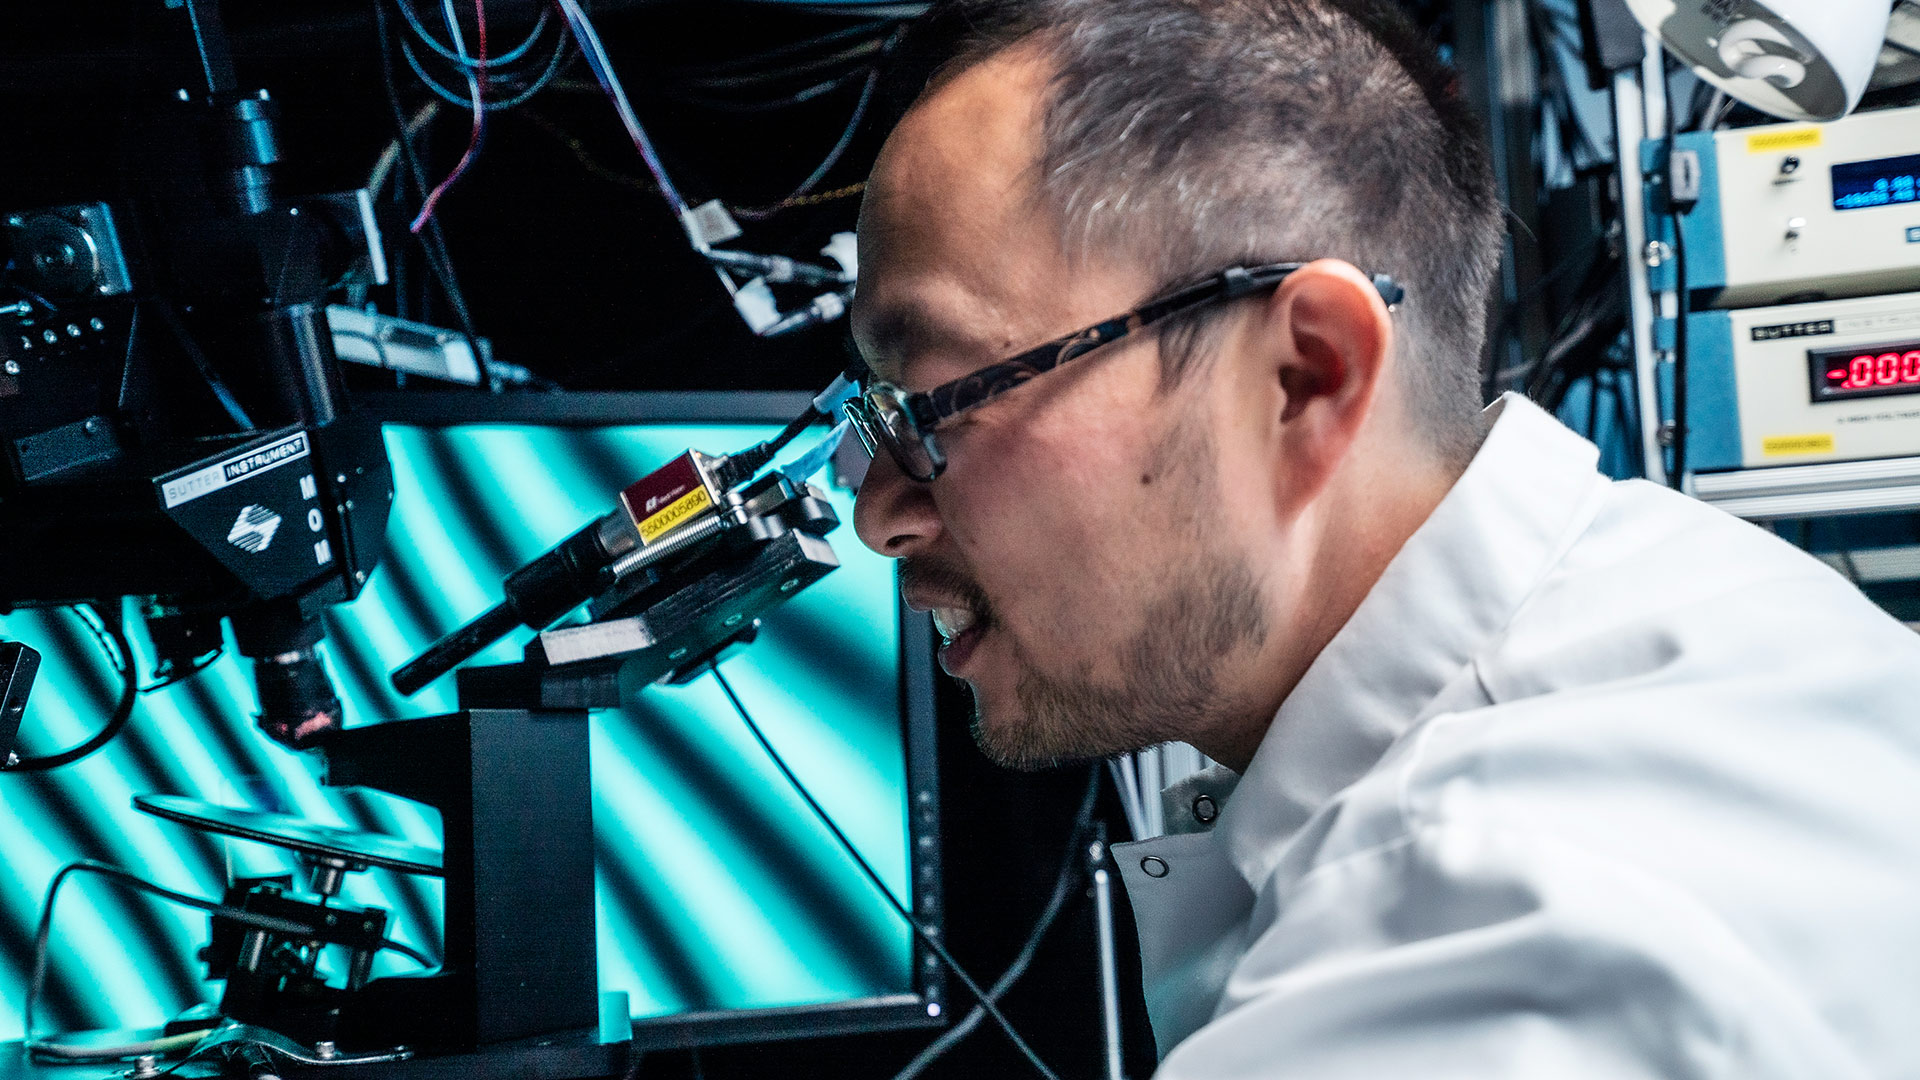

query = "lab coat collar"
[[1213, 392, 1610, 890]]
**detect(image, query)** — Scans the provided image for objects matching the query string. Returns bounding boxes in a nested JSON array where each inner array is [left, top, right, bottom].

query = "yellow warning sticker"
[[1747, 128, 1822, 153], [1762, 433, 1835, 457], [638, 484, 713, 543]]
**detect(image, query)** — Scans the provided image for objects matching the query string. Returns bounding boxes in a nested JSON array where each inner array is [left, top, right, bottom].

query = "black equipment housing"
[[0, 0, 392, 747]]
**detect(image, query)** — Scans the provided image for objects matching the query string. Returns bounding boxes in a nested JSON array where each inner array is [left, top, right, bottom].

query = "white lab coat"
[[1114, 393, 1920, 1079]]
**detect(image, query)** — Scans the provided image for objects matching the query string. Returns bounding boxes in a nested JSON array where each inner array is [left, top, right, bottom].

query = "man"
[[844, 0, 1920, 1075]]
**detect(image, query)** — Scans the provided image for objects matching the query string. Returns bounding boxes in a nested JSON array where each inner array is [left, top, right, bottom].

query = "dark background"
[[0, 2, 1491, 1077], [0, 4, 1161, 1077]]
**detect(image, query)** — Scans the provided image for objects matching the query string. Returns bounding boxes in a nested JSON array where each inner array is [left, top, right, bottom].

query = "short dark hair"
[[894, 0, 1503, 463]]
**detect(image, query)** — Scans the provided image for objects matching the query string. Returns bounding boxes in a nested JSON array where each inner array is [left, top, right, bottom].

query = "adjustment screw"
[[3, 360, 18, 376], [128, 1055, 162, 1079], [314, 1040, 337, 1060], [5, 751, 19, 769], [1780, 155, 1800, 174], [175, 88, 190, 101]]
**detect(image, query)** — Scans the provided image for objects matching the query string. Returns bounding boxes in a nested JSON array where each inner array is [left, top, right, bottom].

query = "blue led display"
[[0, 418, 921, 1043], [1832, 152, 1920, 211]]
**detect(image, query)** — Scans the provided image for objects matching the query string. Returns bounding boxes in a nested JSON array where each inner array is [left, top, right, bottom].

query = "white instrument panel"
[[1712, 107, 1920, 307]]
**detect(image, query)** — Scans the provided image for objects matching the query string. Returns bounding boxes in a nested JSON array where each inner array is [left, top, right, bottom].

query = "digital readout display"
[[1832, 153, 1920, 212], [1810, 338, 1920, 401]]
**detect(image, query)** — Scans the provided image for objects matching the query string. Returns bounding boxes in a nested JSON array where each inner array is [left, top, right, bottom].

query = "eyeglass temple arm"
[[1211, 264, 1405, 308]]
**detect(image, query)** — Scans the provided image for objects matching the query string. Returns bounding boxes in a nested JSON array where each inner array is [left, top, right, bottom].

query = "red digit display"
[[1810, 339, 1920, 402]]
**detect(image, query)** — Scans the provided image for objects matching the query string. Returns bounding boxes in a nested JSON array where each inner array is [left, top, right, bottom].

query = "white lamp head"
[[1624, 0, 1891, 120]]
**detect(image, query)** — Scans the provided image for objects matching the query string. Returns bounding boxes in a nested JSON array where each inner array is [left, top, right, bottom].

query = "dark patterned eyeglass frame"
[[845, 262, 1406, 482]]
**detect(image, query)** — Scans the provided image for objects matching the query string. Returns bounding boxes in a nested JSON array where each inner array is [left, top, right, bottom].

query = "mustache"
[[899, 557, 994, 623]]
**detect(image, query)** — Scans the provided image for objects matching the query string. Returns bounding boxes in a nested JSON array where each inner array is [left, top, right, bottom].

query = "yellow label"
[[1762, 433, 1835, 457], [1747, 128, 1822, 153], [638, 484, 713, 542]]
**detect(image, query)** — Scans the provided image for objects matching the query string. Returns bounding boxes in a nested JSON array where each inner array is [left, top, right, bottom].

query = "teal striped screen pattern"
[[0, 420, 917, 1041]]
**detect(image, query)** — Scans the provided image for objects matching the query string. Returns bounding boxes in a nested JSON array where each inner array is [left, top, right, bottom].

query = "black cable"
[[783, 2, 929, 16], [709, 666, 1062, 1080], [1608, 361, 1645, 476], [1481, 231, 1607, 393], [688, 19, 895, 77], [139, 649, 224, 694], [26, 861, 432, 1047], [153, 302, 255, 432], [9, 607, 137, 773], [716, 403, 828, 489], [1668, 206, 1688, 488], [1663, 90, 1689, 490], [1502, 252, 1625, 404], [735, 63, 882, 220], [678, 38, 886, 90], [372, 0, 488, 366], [663, 67, 870, 113], [890, 767, 1102, 1080], [1820, 518, 1865, 586]]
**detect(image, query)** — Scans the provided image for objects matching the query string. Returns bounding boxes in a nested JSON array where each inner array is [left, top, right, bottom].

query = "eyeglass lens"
[[849, 394, 939, 481]]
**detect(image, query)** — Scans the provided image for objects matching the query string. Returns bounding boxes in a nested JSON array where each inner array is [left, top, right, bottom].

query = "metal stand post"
[[1087, 825, 1126, 1080], [1613, 62, 1667, 485]]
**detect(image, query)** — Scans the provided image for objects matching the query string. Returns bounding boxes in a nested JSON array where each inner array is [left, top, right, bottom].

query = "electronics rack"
[[1629, 103, 1920, 520]]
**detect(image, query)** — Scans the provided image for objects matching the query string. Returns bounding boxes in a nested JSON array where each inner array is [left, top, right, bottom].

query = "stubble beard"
[[974, 411, 1272, 771], [974, 535, 1270, 770]]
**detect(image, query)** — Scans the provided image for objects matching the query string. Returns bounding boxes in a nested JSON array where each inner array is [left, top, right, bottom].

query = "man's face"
[[851, 48, 1274, 769]]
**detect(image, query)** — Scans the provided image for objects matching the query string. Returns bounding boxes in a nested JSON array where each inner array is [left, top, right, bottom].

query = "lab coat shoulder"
[[1159, 480, 1920, 1080], [1479, 476, 1920, 706], [1165, 808, 1871, 1080]]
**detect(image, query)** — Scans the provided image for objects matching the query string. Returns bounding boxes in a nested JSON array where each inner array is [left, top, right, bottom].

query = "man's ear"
[[1250, 258, 1394, 512]]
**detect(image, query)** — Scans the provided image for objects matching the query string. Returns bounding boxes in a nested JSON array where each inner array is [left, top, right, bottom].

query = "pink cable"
[[410, 0, 488, 233]]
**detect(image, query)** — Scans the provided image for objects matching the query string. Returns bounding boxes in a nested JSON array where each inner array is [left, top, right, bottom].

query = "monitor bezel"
[[354, 390, 944, 1049]]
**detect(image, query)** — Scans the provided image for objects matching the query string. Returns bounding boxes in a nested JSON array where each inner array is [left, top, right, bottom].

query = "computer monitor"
[[0, 391, 942, 1049]]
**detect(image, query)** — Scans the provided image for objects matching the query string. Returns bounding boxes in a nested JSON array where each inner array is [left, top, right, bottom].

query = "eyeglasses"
[[844, 262, 1404, 482]]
